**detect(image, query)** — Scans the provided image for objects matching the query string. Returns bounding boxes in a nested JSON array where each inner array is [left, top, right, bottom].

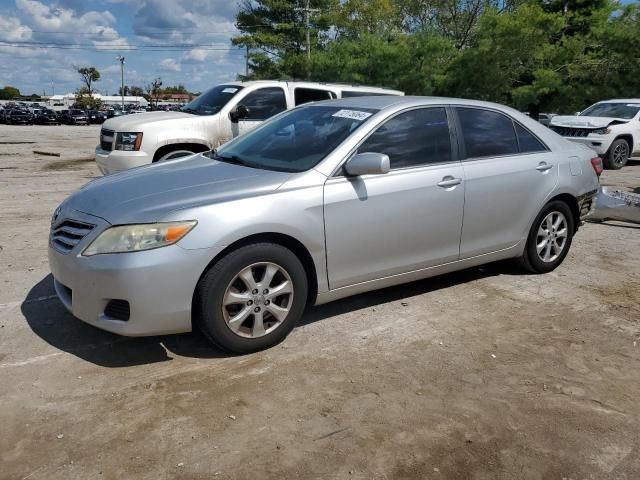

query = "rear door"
[[454, 107, 558, 258], [323, 106, 465, 289]]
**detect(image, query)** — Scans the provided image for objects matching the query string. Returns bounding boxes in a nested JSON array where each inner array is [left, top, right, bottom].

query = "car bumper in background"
[[95, 146, 152, 175], [562, 137, 611, 155], [48, 238, 219, 337]]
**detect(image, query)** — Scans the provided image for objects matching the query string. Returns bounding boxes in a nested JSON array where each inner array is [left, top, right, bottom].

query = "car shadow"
[[23, 263, 520, 368]]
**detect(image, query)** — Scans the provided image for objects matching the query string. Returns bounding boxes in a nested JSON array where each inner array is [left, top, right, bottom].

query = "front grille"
[[100, 128, 114, 151], [51, 219, 95, 253], [550, 126, 591, 137], [104, 300, 130, 321]]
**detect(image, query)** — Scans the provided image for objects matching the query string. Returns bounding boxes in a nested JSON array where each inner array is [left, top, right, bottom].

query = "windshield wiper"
[[209, 150, 257, 169]]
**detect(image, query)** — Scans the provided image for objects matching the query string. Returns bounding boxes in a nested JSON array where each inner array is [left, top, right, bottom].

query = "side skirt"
[[314, 241, 525, 306]]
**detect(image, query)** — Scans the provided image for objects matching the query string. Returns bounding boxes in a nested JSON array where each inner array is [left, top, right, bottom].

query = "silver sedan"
[[49, 96, 600, 353]]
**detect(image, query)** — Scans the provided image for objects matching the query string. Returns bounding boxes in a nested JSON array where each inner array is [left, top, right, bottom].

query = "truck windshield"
[[580, 102, 640, 119], [210, 105, 378, 173], [182, 85, 244, 116]]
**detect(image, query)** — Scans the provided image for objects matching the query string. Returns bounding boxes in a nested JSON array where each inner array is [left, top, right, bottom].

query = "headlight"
[[83, 221, 196, 256], [115, 132, 143, 151], [592, 127, 610, 135]]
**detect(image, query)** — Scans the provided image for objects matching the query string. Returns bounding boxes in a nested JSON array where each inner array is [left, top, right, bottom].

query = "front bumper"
[[562, 136, 611, 156], [95, 146, 152, 175], [48, 209, 221, 336]]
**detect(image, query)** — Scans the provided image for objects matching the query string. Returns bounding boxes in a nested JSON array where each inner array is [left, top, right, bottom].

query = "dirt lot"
[[1, 124, 639, 480]]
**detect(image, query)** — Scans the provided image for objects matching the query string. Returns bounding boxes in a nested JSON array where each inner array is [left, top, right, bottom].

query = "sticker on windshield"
[[332, 109, 372, 121], [222, 88, 238, 94], [626, 104, 640, 107]]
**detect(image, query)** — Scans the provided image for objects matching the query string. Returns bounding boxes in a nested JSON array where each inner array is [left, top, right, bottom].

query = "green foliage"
[[233, 0, 640, 114], [0, 86, 21, 99], [74, 88, 102, 109], [76, 66, 101, 93]]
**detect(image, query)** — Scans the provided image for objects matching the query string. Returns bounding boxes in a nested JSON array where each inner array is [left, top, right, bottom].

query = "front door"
[[324, 107, 465, 289], [233, 86, 288, 138]]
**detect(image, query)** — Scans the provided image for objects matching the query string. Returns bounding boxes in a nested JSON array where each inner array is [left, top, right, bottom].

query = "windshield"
[[211, 105, 378, 173], [181, 85, 243, 116], [580, 102, 640, 119]]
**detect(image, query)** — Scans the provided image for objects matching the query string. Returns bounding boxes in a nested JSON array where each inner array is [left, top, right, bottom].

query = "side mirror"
[[575, 111, 581, 116], [230, 104, 250, 123], [344, 152, 390, 176]]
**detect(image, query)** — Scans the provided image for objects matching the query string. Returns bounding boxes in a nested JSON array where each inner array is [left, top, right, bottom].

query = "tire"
[[155, 149, 196, 162], [195, 243, 308, 354], [519, 200, 575, 273], [604, 138, 630, 170]]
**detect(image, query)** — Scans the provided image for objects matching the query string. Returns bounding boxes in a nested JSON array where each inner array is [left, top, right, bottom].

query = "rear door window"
[[456, 107, 519, 158], [515, 123, 548, 153], [294, 88, 333, 106]]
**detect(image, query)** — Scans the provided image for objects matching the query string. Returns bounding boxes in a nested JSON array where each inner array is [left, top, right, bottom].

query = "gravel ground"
[[1, 125, 639, 480]]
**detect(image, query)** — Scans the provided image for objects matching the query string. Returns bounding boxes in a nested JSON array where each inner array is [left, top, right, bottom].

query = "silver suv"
[[50, 96, 600, 353]]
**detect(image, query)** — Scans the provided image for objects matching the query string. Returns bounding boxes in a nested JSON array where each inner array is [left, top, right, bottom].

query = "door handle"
[[437, 177, 463, 188], [536, 162, 553, 172]]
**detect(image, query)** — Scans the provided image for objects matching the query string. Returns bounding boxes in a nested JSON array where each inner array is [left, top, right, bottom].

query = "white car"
[[549, 99, 640, 169], [95, 81, 403, 175]]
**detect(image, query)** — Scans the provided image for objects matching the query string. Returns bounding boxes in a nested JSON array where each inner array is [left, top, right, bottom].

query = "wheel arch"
[[152, 142, 210, 162], [191, 232, 319, 327], [612, 134, 634, 152], [547, 193, 580, 233]]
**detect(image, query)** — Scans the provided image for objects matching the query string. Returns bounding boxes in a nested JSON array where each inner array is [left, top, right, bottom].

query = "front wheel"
[[196, 243, 308, 354], [519, 201, 575, 273], [604, 139, 630, 170], [155, 149, 196, 162]]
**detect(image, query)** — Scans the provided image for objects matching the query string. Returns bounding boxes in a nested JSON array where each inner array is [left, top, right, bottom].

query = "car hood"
[[63, 154, 292, 224], [549, 115, 628, 129], [102, 111, 202, 132]]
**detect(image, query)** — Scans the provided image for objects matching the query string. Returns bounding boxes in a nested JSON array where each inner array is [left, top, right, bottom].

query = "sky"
[[0, 0, 247, 96]]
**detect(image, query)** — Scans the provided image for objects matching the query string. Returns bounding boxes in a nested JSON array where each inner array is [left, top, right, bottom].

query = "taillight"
[[590, 157, 603, 176]]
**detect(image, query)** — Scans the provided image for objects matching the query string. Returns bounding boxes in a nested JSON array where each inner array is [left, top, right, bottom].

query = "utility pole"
[[245, 44, 249, 77], [117, 55, 125, 110], [295, 0, 320, 62]]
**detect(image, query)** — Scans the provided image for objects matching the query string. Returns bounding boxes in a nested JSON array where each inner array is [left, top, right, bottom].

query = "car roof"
[[309, 95, 524, 114], [595, 99, 640, 103], [223, 80, 402, 94]]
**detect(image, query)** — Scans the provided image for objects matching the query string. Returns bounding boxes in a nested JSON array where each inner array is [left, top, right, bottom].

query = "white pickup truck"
[[548, 99, 640, 169], [95, 80, 403, 174]]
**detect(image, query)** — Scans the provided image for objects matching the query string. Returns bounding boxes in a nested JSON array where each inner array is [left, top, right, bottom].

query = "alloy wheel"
[[222, 262, 294, 338], [612, 142, 629, 167], [535, 211, 568, 263]]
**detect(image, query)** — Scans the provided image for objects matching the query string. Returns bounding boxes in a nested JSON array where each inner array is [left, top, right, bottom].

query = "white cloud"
[[0, 16, 33, 42], [158, 57, 181, 72]]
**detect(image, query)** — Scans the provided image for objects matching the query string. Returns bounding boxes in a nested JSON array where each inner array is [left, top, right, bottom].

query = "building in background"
[[47, 93, 149, 109]]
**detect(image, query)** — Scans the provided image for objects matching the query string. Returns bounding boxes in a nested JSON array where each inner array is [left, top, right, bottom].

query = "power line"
[[0, 41, 247, 53]]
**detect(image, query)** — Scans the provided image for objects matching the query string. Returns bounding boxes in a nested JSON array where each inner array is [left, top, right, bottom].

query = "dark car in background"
[[34, 109, 60, 125], [87, 110, 108, 124], [5, 109, 33, 125], [59, 109, 89, 125]]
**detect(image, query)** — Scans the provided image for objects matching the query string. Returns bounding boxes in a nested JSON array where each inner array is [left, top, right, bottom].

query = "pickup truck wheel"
[[604, 139, 630, 170], [196, 243, 308, 354], [155, 149, 195, 162]]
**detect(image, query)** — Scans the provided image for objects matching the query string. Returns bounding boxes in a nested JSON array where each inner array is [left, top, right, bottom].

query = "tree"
[[74, 88, 102, 109], [118, 85, 130, 96], [76, 66, 101, 93], [0, 86, 20, 99], [231, 0, 339, 79], [129, 86, 145, 97], [145, 77, 163, 109]]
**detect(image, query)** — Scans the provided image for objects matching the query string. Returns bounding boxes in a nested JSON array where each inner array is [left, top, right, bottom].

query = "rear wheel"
[[196, 243, 308, 354], [604, 138, 630, 170], [519, 201, 575, 273]]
